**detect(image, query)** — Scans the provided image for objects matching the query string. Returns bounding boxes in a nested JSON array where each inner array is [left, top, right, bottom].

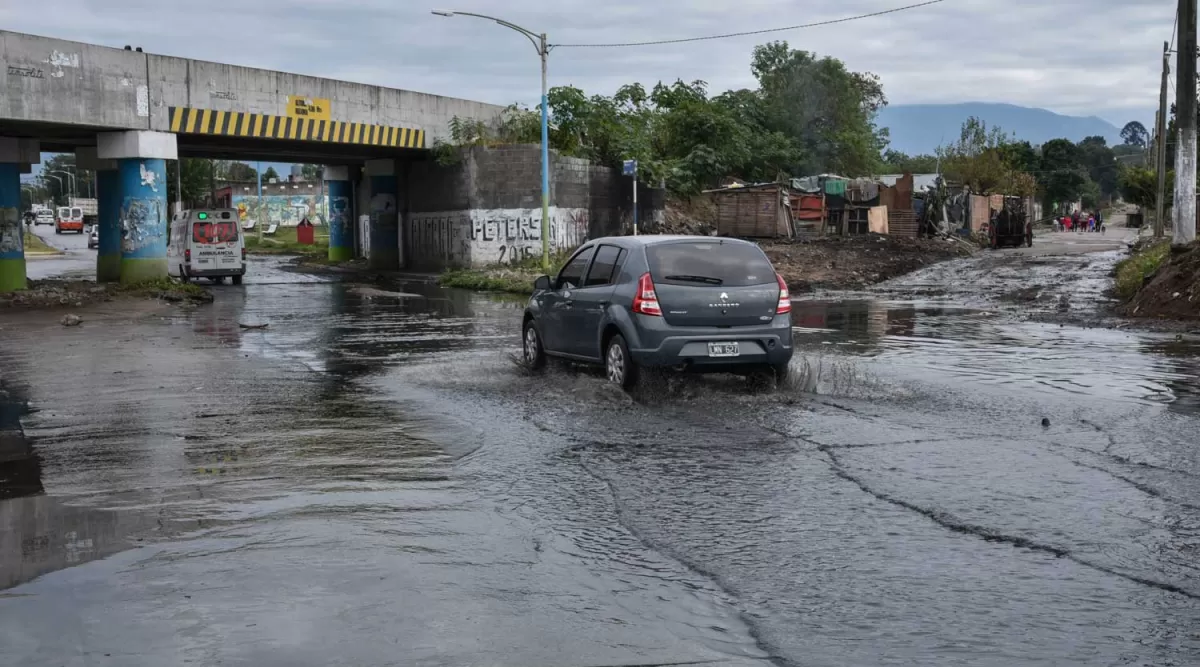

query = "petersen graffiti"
[[409, 208, 588, 268]]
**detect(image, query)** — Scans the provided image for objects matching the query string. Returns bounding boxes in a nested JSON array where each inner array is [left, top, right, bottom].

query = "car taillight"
[[776, 273, 791, 315], [631, 272, 661, 316], [241, 247, 246, 259], [185, 249, 191, 262]]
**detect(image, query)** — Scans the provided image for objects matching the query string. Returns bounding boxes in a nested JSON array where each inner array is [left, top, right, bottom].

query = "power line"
[[1171, 6, 1180, 53], [552, 0, 947, 48]]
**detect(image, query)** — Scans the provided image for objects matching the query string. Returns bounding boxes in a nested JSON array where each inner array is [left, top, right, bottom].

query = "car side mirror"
[[533, 275, 551, 291]]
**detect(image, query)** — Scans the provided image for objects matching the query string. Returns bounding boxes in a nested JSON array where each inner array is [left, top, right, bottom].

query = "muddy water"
[[2, 252, 1199, 666]]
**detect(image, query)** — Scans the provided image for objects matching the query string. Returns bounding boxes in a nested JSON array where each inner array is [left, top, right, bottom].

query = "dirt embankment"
[[1, 279, 213, 310], [762, 234, 976, 292], [1120, 242, 1200, 320]]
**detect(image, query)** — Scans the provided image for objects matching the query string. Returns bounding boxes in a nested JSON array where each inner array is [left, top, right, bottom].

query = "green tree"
[[880, 150, 939, 174], [1118, 166, 1165, 210], [166, 158, 213, 208], [300, 164, 323, 181], [1039, 138, 1088, 208], [750, 41, 887, 175], [262, 166, 281, 182], [1120, 121, 1149, 148], [38, 153, 94, 206], [1075, 136, 1119, 199]]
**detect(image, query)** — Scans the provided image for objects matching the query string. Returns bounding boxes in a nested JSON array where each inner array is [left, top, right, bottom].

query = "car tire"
[[772, 362, 790, 383], [522, 320, 547, 370], [232, 275, 243, 286], [605, 334, 639, 390], [55, 227, 61, 235], [179, 266, 189, 283]]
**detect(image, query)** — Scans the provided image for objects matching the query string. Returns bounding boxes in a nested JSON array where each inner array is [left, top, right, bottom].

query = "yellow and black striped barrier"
[[168, 107, 426, 149]]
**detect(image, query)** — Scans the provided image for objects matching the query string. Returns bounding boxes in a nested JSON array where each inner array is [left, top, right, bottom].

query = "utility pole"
[[1173, 0, 1198, 245], [1156, 40, 1170, 238]]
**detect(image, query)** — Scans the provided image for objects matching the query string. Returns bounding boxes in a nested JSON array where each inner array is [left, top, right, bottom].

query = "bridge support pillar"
[[97, 131, 177, 284], [0, 138, 39, 293], [365, 159, 398, 271], [77, 148, 120, 282], [324, 166, 353, 263]]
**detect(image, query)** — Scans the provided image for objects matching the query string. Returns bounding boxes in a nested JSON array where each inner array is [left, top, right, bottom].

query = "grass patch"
[[438, 250, 574, 294], [244, 226, 329, 256], [1114, 240, 1170, 301], [118, 277, 212, 302], [23, 230, 61, 255]]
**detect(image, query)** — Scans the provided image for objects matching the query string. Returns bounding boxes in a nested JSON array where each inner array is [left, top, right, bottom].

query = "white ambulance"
[[167, 209, 246, 284]]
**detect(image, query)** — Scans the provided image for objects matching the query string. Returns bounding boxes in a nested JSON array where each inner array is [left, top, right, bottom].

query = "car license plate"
[[708, 342, 740, 357]]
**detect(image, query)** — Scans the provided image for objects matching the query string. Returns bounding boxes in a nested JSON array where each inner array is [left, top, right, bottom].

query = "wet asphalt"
[[2, 231, 1199, 667]]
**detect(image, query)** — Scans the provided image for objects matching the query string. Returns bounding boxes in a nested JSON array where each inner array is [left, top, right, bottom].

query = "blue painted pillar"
[[0, 162, 24, 293], [365, 159, 398, 271], [324, 166, 353, 262], [117, 158, 168, 283], [95, 168, 121, 282]]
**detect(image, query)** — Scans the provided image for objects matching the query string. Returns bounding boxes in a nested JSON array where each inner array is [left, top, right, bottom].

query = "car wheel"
[[522, 321, 547, 370], [605, 334, 639, 390], [179, 266, 189, 283], [232, 275, 243, 286]]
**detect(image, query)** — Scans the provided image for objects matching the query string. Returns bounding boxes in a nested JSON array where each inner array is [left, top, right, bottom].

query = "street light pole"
[[44, 174, 65, 204], [433, 9, 552, 271], [50, 170, 77, 199]]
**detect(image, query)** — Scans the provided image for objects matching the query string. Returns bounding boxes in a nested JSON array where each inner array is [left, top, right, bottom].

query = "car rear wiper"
[[664, 274, 724, 285]]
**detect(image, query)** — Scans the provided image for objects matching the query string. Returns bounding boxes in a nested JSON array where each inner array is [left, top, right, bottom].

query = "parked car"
[[87, 225, 99, 249], [521, 236, 793, 389], [35, 210, 54, 226]]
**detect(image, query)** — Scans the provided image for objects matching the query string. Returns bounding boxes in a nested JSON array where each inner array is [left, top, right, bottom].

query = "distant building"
[[213, 180, 327, 227]]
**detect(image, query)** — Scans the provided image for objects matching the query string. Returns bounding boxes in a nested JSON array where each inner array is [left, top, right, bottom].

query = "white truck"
[[69, 197, 98, 216]]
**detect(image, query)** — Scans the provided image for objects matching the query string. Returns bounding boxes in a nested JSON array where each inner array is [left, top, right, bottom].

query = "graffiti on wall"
[[329, 196, 352, 241], [120, 197, 165, 253], [232, 194, 328, 227], [0, 207, 22, 256], [409, 208, 589, 268]]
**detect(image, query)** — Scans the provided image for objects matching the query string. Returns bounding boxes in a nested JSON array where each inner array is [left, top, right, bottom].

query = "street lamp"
[[432, 9, 552, 270], [43, 174, 66, 204], [50, 170, 77, 199]]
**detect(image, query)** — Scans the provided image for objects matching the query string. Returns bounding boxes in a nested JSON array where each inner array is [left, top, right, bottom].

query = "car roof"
[[584, 235, 758, 248]]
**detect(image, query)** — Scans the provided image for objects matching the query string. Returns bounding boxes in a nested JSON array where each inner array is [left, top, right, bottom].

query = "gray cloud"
[[1, 0, 1175, 130]]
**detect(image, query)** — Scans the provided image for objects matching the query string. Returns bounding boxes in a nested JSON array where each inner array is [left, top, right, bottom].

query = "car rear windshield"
[[646, 242, 776, 287], [192, 221, 240, 244]]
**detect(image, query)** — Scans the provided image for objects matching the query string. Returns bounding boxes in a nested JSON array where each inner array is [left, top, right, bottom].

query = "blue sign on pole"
[[622, 159, 637, 176]]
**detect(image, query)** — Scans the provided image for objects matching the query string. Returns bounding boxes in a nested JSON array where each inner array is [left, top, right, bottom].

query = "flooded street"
[[3, 247, 1199, 666]]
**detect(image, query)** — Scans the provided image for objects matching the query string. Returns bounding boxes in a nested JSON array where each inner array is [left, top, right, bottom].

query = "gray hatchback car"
[[522, 236, 793, 388]]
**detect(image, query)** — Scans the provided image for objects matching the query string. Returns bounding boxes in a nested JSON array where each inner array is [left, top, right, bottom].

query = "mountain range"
[[877, 103, 1126, 155]]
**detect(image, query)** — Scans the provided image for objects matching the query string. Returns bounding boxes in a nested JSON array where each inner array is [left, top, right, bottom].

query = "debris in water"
[[238, 323, 269, 330], [1041, 417, 1050, 428], [60, 314, 82, 327]]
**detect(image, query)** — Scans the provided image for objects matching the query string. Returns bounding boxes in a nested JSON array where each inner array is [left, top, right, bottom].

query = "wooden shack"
[[707, 183, 794, 238]]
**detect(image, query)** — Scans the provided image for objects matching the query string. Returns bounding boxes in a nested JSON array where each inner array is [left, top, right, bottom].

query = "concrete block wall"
[[403, 145, 662, 271]]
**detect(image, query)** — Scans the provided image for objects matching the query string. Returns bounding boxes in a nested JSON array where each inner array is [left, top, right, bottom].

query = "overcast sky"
[[1, 0, 1176, 130]]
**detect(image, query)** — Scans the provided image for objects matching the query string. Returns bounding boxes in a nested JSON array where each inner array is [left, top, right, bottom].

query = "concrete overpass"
[[0, 29, 505, 289]]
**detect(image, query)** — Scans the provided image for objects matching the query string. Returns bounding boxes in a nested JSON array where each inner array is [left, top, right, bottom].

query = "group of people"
[[1056, 209, 1105, 234]]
